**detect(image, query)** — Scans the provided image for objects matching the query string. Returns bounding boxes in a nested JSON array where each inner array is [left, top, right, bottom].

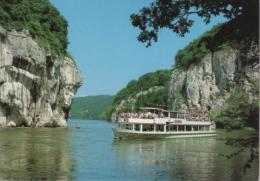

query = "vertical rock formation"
[[0, 27, 82, 127], [168, 47, 259, 115]]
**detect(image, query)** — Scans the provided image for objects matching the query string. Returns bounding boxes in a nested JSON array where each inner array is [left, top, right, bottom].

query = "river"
[[0, 119, 258, 180]]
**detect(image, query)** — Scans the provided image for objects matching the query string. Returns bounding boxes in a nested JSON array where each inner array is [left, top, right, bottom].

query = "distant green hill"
[[70, 95, 114, 120]]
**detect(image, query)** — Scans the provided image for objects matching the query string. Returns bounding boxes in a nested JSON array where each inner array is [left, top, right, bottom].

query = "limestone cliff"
[[168, 46, 259, 115], [0, 27, 82, 127]]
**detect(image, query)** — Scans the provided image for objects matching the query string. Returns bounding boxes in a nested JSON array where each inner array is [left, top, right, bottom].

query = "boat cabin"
[[117, 107, 216, 133]]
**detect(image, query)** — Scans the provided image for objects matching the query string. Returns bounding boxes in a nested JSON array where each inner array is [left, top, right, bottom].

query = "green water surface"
[[0, 120, 258, 180]]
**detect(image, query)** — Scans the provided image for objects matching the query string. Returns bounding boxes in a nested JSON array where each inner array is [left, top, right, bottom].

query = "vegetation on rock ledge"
[[211, 78, 259, 130], [104, 69, 172, 121], [0, 0, 69, 57]]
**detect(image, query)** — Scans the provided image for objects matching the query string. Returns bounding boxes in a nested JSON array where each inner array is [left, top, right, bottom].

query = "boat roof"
[[139, 107, 164, 111], [139, 107, 189, 114], [162, 109, 189, 114]]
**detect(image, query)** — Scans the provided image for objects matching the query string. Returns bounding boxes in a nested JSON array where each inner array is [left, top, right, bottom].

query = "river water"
[[0, 119, 258, 180]]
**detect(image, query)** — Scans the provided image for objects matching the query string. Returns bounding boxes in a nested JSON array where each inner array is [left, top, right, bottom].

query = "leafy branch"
[[218, 136, 259, 172]]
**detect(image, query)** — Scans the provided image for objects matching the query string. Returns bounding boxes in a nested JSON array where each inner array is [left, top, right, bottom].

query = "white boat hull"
[[112, 127, 217, 139]]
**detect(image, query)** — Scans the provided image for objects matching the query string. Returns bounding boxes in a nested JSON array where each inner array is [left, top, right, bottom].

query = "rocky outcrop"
[[0, 27, 82, 127], [168, 47, 259, 115]]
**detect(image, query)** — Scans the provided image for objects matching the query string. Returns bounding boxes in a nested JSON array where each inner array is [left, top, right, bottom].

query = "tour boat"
[[112, 107, 216, 139]]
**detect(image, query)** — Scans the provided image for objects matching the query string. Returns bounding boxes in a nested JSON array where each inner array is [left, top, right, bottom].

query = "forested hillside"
[[0, 0, 70, 57], [103, 69, 172, 121], [70, 95, 114, 120]]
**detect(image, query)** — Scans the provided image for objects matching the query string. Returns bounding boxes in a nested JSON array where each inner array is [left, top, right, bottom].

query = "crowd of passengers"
[[118, 112, 165, 119], [118, 112, 211, 122]]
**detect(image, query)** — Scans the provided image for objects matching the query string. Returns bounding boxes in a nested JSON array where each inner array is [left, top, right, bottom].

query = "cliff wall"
[[0, 27, 82, 127], [168, 46, 259, 115]]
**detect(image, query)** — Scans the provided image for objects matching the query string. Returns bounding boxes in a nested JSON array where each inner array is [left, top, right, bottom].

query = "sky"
[[49, 0, 228, 97]]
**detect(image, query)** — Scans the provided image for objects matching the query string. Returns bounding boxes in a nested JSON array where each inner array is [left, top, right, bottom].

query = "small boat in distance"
[[74, 124, 80, 129], [0, 124, 7, 129], [112, 107, 216, 139]]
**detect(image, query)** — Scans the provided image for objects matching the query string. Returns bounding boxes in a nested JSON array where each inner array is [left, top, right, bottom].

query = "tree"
[[130, 0, 258, 47], [0, 0, 69, 57]]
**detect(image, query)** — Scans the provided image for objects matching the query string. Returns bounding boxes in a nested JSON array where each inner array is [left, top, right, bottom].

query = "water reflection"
[[113, 130, 258, 181], [0, 128, 76, 180]]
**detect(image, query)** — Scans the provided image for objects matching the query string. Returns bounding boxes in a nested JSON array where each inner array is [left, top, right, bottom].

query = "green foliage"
[[210, 83, 259, 130], [215, 78, 259, 172], [130, 0, 258, 48], [171, 93, 184, 111], [69, 95, 114, 120], [251, 78, 259, 95], [99, 105, 115, 121], [105, 69, 173, 120], [209, 93, 214, 100], [113, 69, 172, 106], [132, 0, 258, 70], [173, 23, 229, 70], [0, 0, 69, 57], [219, 136, 259, 173], [135, 86, 169, 110]]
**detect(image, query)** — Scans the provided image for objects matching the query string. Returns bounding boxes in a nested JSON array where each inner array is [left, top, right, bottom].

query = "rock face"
[[0, 27, 82, 127], [168, 47, 259, 115]]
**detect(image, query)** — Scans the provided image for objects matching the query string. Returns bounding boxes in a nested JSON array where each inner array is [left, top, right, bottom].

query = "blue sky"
[[49, 0, 227, 97]]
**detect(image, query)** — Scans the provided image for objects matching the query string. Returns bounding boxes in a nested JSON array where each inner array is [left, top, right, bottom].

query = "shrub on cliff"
[[173, 24, 221, 70], [210, 79, 259, 130], [0, 0, 69, 57]]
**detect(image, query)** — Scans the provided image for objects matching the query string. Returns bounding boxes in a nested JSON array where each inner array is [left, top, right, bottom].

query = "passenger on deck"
[[134, 112, 138, 118], [139, 113, 143, 119], [186, 115, 190, 121], [148, 111, 152, 118], [144, 112, 148, 118], [152, 113, 157, 118]]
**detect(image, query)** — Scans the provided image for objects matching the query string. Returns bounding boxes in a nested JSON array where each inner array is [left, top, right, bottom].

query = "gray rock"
[[168, 47, 259, 115], [0, 27, 82, 127]]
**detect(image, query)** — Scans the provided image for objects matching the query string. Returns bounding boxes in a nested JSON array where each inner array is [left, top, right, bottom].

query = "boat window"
[[170, 125, 177, 132], [143, 125, 153, 131], [121, 124, 133, 130], [186, 126, 192, 131], [156, 125, 164, 132], [179, 126, 184, 131], [135, 124, 140, 131], [205, 126, 210, 131], [193, 126, 199, 131]]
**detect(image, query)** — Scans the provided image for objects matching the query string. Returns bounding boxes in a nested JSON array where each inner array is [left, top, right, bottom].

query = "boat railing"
[[118, 115, 211, 121]]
